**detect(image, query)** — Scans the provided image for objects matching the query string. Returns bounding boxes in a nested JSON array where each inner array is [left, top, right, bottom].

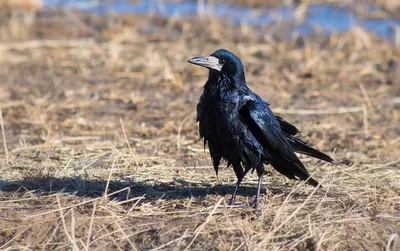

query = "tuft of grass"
[[0, 3, 399, 250]]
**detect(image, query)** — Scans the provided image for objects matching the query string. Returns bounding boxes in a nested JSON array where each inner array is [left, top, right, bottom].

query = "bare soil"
[[0, 6, 399, 251]]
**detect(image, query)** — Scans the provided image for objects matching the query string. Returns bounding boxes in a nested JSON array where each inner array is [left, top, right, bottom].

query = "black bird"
[[188, 49, 333, 207]]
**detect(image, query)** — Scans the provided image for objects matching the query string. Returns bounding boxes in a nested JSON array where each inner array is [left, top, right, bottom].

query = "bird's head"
[[187, 49, 245, 82]]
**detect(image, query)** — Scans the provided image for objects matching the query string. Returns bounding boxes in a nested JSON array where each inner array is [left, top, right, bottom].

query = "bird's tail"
[[305, 176, 320, 187], [287, 135, 333, 163], [269, 156, 321, 188]]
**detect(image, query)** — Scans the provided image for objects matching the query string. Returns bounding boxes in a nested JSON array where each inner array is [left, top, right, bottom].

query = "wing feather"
[[239, 98, 319, 186]]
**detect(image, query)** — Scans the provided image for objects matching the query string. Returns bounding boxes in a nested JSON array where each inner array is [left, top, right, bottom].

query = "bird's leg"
[[252, 163, 266, 208], [229, 167, 251, 206], [251, 174, 263, 208], [229, 177, 243, 205]]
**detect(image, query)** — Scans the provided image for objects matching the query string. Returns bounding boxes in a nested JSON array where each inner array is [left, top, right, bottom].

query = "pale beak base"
[[187, 56, 222, 71]]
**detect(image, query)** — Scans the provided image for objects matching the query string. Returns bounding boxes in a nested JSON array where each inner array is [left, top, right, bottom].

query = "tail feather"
[[287, 135, 333, 163], [269, 155, 320, 188], [306, 177, 320, 187]]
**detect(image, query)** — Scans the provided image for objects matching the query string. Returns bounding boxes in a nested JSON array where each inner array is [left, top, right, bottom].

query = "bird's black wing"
[[275, 116, 298, 135], [239, 98, 319, 186], [275, 116, 333, 163]]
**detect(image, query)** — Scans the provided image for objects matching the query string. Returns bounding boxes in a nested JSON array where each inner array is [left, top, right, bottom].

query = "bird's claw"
[[226, 202, 248, 208], [251, 200, 259, 209], [227, 198, 247, 208]]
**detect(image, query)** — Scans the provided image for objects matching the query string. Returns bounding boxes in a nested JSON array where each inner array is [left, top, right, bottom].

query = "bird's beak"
[[187, 56, 222, 71]]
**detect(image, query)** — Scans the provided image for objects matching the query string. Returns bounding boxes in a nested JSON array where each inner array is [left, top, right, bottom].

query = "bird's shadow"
[[0, 176, 281, 203]]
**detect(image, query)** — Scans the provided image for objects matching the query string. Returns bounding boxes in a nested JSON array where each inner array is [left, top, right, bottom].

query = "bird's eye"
[[220, 59, 225, 64]]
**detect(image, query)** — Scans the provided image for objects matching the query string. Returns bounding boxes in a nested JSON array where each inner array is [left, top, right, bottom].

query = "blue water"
[[43, 0, 400, 37]]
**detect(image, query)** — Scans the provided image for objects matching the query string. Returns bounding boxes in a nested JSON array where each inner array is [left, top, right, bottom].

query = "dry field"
[[0, 3, 399, 251]]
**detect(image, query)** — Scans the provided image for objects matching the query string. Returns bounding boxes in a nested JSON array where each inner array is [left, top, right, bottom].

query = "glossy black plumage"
[[188, 49, 333, 207]]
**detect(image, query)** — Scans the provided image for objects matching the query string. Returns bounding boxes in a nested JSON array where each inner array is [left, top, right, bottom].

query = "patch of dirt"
[[0, 7, 399, 251]]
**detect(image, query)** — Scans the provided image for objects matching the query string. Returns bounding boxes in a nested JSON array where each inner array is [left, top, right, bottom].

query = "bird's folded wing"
[[275, 115, 299, 135], [238, 100, 311, 176], [276, 114, 333, 163]]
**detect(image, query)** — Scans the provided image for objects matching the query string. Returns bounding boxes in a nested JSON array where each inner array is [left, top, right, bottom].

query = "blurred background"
[[0, 0, 399, 250], [2, 0, 400, 39], [1, 0, 399, 154]]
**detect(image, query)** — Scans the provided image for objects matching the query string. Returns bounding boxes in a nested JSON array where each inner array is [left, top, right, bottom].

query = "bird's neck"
[[207, 71, 246, 89]]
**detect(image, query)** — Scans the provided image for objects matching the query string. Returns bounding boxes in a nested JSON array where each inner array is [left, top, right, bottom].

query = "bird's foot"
[[227, 198, 247, 208], [250, 200, 259, 209], [226, 202, 248, 208], [228, 198, 235, 205]]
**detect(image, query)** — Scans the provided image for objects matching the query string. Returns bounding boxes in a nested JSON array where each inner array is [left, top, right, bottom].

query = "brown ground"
[[201, 0, 400, 18], [0, 5, 399, 251]]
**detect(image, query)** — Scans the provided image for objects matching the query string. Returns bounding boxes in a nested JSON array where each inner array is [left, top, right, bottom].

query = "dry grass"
[[223, 0, 400, 13], [0, 0, 42, 12], [0, 4, 399, 251]]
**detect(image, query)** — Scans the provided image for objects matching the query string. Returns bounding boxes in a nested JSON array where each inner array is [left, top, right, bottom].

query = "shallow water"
[[43, 0, 400, 37]]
